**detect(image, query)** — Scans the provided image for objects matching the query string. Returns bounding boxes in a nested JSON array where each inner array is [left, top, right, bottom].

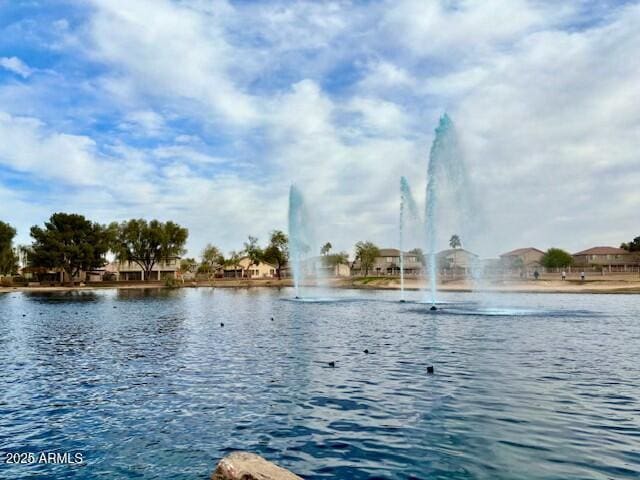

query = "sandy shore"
[[349, 277, 640, 294], [2, 276, 640, 294]]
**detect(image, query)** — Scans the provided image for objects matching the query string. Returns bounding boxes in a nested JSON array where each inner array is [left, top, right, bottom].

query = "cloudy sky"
[[0, 0, 638, 259]]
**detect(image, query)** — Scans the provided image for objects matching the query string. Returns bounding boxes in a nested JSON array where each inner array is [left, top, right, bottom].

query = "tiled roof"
[[573, 246, 629, 256], [377, 248, 421, 257], [500, 247, 544, 257], [437, 248, 478, 257]]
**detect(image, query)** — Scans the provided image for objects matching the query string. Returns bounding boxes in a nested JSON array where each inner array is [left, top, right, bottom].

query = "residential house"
[[223, 256, 277, 278], [351, 248, 424, 276], [572, 247, 638, 272], [302, 256, 351, 277], [108, 256, 181, 281], [21, 266, 106, 283], [21, 266, 65, 283], [436, 248, 479, 274], [500, 247, 545, 271]]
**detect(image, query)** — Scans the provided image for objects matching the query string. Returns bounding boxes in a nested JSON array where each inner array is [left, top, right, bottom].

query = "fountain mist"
[[288, 185, 324, 298], [400, 177, 420, 301], [424, 114, 475, 303]]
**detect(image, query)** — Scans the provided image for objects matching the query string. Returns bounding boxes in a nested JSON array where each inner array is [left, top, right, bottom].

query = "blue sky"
[[0, 0, 639, 259]]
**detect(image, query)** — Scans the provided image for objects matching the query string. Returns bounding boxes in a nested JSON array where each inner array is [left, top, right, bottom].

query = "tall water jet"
[[288, 185, 318, 298], [400, 176, 420, 301], [288, 185, 304, 297], [424, 114, 468, 304]]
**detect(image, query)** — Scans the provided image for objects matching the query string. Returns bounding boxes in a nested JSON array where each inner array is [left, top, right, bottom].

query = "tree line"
[[0, 213, 188, 282], [0, 213, 329, 283], [191, 231, 290, 280], [185, 239, 351, 280], [2, 214, 638, 281]]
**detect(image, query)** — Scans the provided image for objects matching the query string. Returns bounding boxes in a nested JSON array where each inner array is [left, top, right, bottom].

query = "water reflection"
[[0, 288, 638, 480]]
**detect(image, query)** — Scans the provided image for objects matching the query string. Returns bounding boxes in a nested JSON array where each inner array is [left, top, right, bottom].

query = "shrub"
[[164, 276, 179, 288]]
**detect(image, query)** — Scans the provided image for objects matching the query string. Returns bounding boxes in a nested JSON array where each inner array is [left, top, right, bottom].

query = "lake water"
[[1, 288, 639, 479]]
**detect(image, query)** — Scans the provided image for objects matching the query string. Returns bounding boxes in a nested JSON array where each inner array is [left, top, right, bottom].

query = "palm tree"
[[320, 242, 332, 256], [449, 234, 462, 249]]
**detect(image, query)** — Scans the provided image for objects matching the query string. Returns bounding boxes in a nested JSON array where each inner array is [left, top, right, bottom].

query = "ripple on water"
[[0, 288, 638, 480]]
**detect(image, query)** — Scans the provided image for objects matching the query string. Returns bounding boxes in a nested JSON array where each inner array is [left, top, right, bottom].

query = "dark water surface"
[[1, 288, 638, 479]]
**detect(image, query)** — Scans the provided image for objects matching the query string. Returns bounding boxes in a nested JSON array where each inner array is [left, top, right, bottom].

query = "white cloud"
[[1, 0, 639, 259], [152, 145, 227, 165], [383, 0, 561, 59], [448, 3, 640, 254], [0, 109, 284, 257], [346, 97, 411, 136], [264, 79, 423, 251], [358, 60, 416, 92], [0, 56, 33, 78], [87, 0, 257, 125], [120, 110, 166, 136], [0, 112, 99, 185]]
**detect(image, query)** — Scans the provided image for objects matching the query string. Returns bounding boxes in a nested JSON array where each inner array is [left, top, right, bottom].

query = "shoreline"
[[2, 277, 640, 294]]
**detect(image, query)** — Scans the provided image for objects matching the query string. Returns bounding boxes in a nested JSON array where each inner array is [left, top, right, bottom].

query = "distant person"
[[533, 270, 539, 280], [561, 271, 566, 281], [580, 271, 585, 281]]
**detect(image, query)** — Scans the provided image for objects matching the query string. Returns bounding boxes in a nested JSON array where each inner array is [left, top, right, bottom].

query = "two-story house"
[[352, 248, 424, 276], [108, 256, 181, 281], [572, 247, 638, 272], [499, 247, 545, 270]]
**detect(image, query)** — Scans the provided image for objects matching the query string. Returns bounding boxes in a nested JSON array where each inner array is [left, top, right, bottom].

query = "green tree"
[[620, 236, 640, 252], [29, 213, 112, 284], [512, 257, 525, 274], [0, 221, 18, 275], [244, 235, 264, 270], [113, 219, 188, 281], [541, 248, 573, 269], [180, 258, 197, 274], [354, 241, 380, 276], [449, 234, 462, 249], [263, 230, 288, 279], [409, 247, 425, 266], [323, 251, 348, 268], [225, 250, 242, 278], [200, 244, 224, 279], [320, 242, 332, 256]]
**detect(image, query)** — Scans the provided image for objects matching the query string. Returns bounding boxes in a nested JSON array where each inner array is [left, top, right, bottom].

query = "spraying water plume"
[[288, 185, 312, 298], [423, 114, 476, 304], [400, 176, 421, 301]]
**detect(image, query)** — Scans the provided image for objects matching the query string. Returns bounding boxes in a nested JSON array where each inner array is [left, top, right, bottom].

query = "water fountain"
[[422, 114, 475, 304], [287, 184, 333, 299], [288, 185, 310, 298], [399, 176, 420, 301]]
